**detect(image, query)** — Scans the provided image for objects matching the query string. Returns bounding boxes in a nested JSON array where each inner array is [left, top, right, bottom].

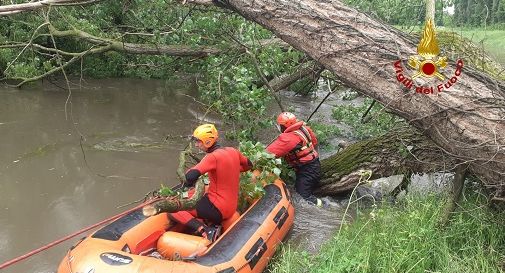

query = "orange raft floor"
[[57, 179, 294, 273]]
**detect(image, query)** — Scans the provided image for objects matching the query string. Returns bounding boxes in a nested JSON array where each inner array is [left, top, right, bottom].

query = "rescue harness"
[[287, 125, 317, 164]]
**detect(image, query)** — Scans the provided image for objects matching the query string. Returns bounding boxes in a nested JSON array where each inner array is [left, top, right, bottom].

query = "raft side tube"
[[196, 183, 283, 266]]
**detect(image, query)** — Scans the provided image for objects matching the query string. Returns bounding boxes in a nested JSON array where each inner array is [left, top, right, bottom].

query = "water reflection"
[[0, 79, 202, 272]]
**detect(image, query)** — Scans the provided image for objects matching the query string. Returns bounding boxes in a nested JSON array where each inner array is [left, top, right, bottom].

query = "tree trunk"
[[426, 0, 436, 23], [188, 0, 505, 202], [315, 127, 457, 195], [491, 0, 499, 24], [454, 0, 463, 25]]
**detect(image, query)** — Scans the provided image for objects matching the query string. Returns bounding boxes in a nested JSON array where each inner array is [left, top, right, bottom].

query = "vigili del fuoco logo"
[[394, 19, 464, 95]]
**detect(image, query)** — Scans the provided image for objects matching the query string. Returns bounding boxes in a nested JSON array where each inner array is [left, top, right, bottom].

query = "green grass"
[[270, 189, 505, 273]]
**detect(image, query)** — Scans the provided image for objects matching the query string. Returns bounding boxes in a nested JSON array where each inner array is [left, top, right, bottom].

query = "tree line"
[[453, 0, 505, 27], [346, 0, 505, 28]]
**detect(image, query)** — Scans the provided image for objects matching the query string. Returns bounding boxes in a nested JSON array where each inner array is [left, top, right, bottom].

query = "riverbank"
[[269, 185, 505, 273]]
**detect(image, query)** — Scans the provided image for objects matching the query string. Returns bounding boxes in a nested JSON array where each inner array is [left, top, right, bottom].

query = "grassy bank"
[[270, 188, 505, 273]]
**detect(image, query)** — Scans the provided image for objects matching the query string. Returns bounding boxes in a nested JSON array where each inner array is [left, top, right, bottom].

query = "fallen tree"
[[1, 0, 504, 202], [182, 0, 505, 202]]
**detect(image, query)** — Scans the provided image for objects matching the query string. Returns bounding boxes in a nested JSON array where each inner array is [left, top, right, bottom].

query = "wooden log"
[[315, 126, 458, 195]]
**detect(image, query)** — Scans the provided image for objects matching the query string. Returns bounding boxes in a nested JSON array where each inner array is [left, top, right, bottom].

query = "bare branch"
[[268, 62, 323, 91], [0, 0, 104, 16], [182, 0, 214, 5]]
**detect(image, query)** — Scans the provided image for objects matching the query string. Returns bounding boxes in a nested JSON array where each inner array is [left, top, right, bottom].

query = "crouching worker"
[[163, 124, 252, 242], [267, 112, 323, 207]]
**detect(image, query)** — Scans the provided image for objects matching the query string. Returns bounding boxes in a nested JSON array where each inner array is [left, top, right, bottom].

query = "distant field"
[[452, 29, 505, 65], [395, 26, 505, 66]]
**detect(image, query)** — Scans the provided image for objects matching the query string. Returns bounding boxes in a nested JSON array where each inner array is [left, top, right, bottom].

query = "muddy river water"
[[0, 79, 343, 273]]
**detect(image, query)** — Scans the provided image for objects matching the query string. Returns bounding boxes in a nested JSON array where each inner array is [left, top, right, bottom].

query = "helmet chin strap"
[[206, 142, 220, 152], [276, 124, 285, 133]]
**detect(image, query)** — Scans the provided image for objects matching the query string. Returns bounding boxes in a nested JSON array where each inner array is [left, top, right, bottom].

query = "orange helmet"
[[276, 112, 297, 128], [192, 124, 218, 148]]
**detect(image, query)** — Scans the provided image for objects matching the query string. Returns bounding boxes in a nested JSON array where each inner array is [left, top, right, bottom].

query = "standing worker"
[[266, 112, 323, 207], [169, 124, 252, 242]]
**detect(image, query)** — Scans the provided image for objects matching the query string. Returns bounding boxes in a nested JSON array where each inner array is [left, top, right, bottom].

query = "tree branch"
[[13, 44, 111, 87], [48, 25, 223, 56], [143, 179, 206, 216], [248, 49, 285, 111], [268, 62, 323, 91], [0, 0, 104, 16]]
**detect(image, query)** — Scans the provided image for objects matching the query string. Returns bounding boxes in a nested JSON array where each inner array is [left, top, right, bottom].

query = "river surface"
[[0, 79, 344, 273]]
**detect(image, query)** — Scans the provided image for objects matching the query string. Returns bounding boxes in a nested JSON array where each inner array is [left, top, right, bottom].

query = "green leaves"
[[238, 141, 284, 205], [310, 122, 342, 147], [332, 98, 400, 140], [158, 184, 177, 197], [343, 0, 428, 26]]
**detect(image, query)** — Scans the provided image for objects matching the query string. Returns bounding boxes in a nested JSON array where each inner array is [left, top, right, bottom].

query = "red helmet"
[[276, 112, 297, 128]]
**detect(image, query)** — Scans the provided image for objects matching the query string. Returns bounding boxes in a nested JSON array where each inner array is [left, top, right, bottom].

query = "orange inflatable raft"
[[57, 178, 294, 273]]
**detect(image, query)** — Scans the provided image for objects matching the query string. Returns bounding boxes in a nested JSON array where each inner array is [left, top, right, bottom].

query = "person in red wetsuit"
[[169, 124, 252, 242], [266, 112, 323, 207]]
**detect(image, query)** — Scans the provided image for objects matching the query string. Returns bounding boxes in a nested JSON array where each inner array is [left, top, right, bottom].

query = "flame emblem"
[[408, 19, 447, 80]]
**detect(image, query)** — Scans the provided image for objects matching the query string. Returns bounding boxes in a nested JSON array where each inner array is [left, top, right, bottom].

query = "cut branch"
[[177, 143, 195, 184], [143, 179, 205, 216]]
